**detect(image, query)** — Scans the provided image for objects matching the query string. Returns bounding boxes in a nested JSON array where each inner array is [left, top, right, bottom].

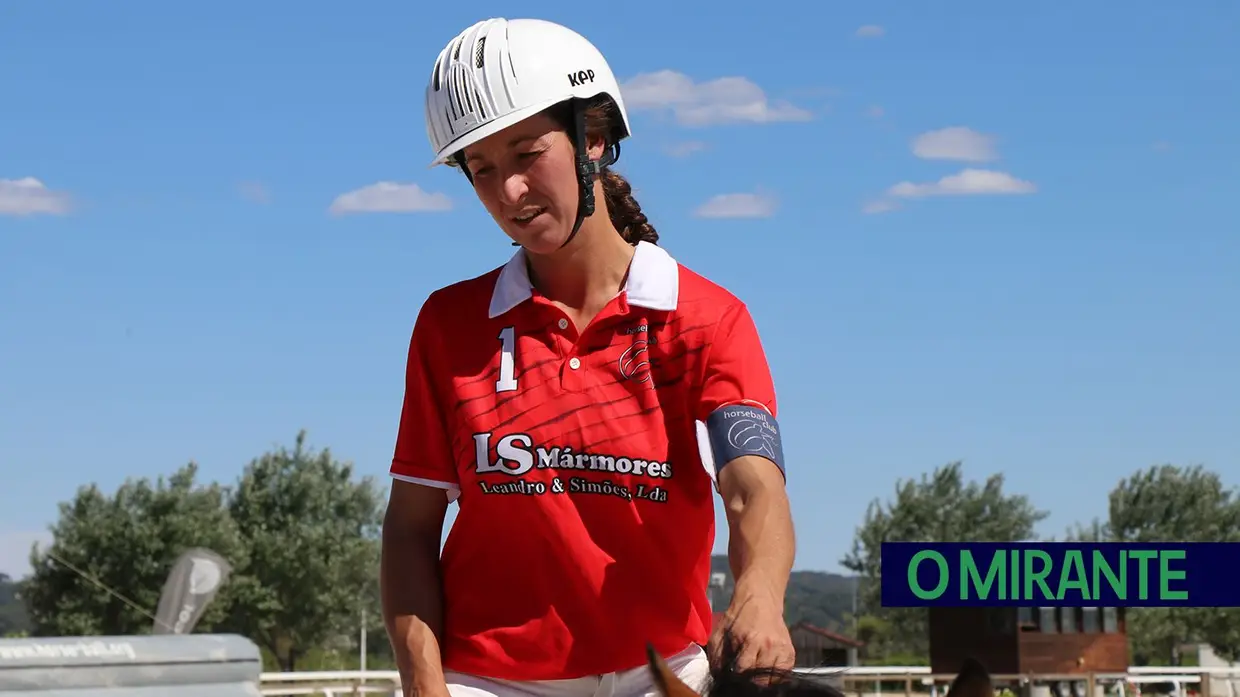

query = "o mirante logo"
[[880, 542, 1240, 608]]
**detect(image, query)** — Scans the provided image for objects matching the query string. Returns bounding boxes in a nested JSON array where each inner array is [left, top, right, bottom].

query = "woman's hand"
[[708, 576, 796, 673]]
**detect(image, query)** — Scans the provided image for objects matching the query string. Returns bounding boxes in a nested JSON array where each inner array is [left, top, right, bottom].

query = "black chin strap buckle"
[[566, 94, 623, 240], [572, 99, 598, 221], [575, 142, 619, 208]]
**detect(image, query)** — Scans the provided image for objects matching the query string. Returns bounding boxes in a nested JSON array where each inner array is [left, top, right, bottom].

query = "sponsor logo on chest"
[[472, 432, 672, 479]]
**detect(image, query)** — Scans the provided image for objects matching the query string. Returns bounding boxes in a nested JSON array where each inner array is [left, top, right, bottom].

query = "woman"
[[380, 17, 797, 697]]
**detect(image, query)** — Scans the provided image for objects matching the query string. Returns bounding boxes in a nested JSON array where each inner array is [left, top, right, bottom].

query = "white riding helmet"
[[424, 17, 632, 169]]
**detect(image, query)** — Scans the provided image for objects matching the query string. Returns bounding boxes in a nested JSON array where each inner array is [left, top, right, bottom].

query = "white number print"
[[496, 325, 518, 393]]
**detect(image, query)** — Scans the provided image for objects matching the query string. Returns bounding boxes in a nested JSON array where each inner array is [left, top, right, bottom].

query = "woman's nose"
[[497, 172, 529, 207]]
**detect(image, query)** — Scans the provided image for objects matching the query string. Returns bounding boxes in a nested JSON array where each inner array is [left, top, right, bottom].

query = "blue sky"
[[2, 1, 1237, 578]]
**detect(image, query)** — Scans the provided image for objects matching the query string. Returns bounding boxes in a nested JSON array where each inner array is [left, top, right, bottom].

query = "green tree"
[[1103, 464, 1240, 664], [224, 431, 384, 672], [1062, 517, 1109, 543], [0, 573, 31, 636], [840, 462, 1049, 660], [21, 463, 247, 636]]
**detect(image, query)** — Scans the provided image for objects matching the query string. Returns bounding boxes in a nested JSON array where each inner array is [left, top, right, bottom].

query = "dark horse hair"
[[649, 625, 846, 697], [650, 626, 993, 697], [946, 657, 994, 697]]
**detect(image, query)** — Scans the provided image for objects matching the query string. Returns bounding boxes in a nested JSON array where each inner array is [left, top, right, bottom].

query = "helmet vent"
[[505, 25, 518, 83], [474, 37, 486, 69]]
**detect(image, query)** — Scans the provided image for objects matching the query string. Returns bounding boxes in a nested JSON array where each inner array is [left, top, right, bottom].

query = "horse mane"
[[699, 625, 846, 697], [946, 657, 993, 697], [657, 626, 991, 697]]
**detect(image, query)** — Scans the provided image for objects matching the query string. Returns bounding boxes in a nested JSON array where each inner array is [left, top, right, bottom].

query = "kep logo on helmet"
[[567, 69, 596, 87]]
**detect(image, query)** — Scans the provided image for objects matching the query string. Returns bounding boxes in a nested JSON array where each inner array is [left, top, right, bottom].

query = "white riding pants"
[[444, 643, 710, 697]]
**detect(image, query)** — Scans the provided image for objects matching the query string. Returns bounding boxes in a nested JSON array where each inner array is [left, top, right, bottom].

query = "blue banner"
[[880, 542, 1240, 607]]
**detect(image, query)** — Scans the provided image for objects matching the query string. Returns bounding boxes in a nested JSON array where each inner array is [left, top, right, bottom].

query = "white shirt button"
[[568, 357, 581, 370], [557, 318, 569, 330]]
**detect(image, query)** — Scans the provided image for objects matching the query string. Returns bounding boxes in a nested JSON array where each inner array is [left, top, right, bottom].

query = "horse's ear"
[[958, 657, 991, 683], [646, 644, 703, 697], [947, 656, 993, 697]]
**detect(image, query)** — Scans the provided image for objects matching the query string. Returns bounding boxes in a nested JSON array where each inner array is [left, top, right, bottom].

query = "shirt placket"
[[548, 300, 626, 393]]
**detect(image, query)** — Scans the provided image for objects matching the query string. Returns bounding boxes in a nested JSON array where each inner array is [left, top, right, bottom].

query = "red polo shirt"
[[390, 241, 779, 680]]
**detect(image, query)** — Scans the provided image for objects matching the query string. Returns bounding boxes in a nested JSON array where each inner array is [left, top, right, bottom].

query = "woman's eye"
[[518, 151, 540, 160]]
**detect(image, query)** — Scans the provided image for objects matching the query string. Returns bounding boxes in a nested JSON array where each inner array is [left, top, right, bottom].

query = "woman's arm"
[[696, 300, 797, 669], [381, 480, 452, 697], [719, 455, 794, 608], [718, 454, 795, 629]]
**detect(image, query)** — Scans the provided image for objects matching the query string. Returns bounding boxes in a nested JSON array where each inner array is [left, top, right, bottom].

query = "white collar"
[[488, 241, 680, 319]]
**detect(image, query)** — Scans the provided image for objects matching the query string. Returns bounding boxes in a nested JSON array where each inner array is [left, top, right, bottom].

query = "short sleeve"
[[390, 298, 461, 502], [697, 302, 778, 420], [694, 301, 781, 486]]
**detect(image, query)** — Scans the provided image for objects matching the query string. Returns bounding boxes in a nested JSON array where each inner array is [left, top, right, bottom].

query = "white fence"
[[257, 666, 1240, 697]]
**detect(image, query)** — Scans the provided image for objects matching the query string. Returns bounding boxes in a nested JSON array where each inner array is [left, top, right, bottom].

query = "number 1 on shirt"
[[496, 325, 518, 393]]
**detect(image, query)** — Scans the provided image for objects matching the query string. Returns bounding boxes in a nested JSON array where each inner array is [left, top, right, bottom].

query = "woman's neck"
[[526, 220, 636, 329]]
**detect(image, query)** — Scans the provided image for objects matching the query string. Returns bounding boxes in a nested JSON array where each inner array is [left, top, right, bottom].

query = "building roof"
[[789, 621, 865, 648]]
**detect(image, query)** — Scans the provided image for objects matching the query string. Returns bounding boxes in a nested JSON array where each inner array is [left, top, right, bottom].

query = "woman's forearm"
[[381, 524, 449, 697], [720, 456, 795, 602]]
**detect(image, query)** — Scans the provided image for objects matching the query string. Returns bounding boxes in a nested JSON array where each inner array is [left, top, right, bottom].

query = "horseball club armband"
[[705, 403, 786, 478]]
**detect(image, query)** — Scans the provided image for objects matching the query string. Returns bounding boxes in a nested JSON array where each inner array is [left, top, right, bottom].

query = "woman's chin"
[[506, 223, 568, 254]]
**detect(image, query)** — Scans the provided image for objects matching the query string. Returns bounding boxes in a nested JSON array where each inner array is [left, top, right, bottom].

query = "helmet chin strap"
[[453, 99, 619, 250], [555, 98, 619, 250]]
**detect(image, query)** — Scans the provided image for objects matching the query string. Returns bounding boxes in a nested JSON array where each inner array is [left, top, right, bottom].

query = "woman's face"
[[461, 112, 603, 254]]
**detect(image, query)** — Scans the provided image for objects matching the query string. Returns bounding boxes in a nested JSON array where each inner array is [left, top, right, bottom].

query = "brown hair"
[[552, 97, 659, 246]]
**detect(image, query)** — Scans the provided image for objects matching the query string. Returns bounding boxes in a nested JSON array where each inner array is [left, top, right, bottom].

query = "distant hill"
[[0, 573, 30, 637], [709, 555, 858, 635], [0, 561, 857, 641]]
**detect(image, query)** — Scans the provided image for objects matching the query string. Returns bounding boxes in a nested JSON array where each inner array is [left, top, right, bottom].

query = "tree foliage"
[[0, 573, 30, 637], [840, 461, 1050, 659], [1103, 465, 1240, 664], [19, 430, 383, 672], [1108, 465, 1240, 543], [22, 463, 247, 636], [223, 431, 384, 671]]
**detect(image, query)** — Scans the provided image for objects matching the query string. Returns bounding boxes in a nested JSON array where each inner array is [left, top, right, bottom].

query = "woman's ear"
[[586, 133, 608, 162], [647, 644, 703, 697]]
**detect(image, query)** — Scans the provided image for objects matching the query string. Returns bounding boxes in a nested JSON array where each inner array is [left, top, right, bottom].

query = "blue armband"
[[705, 403, 786, 479]]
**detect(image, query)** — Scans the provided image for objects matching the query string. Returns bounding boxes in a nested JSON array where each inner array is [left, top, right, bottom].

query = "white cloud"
[[238, 180, 271, 204], [886, 168, 1037, 198], [0, 177, 72, 217], [856, 25, 886, 38], [620, 70, 813, 127], [911, 126, 999, 162], [0, 529, 50, 578], [694, 192, 778, 219], [867, 105, 885, 119], [1152, 140, 1173, 152], [665, 141, 709, 158], [328, 182, 452, 215]]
